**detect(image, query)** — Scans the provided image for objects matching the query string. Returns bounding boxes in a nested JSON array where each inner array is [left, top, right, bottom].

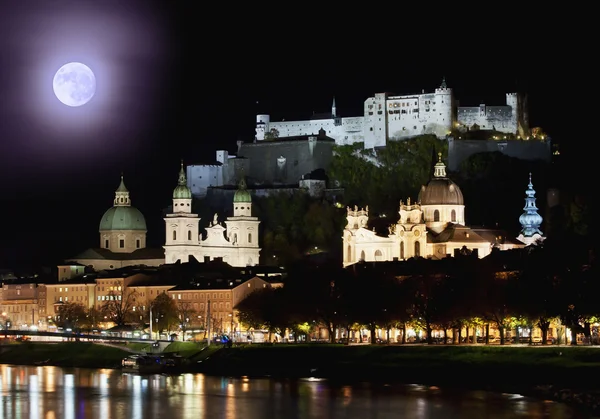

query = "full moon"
[[53, 62, 96, 107]]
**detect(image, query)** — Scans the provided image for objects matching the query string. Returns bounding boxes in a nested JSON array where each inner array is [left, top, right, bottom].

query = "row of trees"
[[55, 291, 216, 337], [235, 237, 597, 345]]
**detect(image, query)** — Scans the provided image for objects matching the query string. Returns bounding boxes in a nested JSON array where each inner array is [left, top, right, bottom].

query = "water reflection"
[[0, 364, 591, 418]]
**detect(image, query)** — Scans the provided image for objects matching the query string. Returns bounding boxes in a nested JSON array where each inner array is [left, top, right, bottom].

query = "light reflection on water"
[[0, 364, 590, 419]]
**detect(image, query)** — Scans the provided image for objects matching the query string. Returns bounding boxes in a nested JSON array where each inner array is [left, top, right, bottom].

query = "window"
[[360, 250, 365, 261], [119, 239, 125, 248], [104, 239, 109, 248], [415, 241, 421, 257], [400, 241, 405, 259], [347, 245, 351, 262], [188, 230, 192, 240], [248, 233, 252, 243], [173, 230, 177, 240], [374, 249, 382, 261], [434, 209, 440, 222], [451, 209, 456, 222], [136, 239, 140, 249]]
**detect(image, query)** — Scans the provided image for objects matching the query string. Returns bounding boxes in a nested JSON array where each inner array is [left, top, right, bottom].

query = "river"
[[0, 364, 592, 418]]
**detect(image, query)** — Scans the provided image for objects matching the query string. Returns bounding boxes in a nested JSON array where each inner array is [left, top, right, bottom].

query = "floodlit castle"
[[164, 163, 261, 267], [256, 78, 528, 149], [342, 153, 530, 267]]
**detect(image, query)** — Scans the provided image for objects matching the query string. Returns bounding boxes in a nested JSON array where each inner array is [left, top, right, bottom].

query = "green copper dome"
[[99, 206, 147, 231], [99, 175, 147, 231], [233, 177, 252, 203], [173, 161, 192, 199]]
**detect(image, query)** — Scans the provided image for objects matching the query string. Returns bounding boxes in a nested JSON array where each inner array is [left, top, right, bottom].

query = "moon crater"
[[53, 62, 96, 107]]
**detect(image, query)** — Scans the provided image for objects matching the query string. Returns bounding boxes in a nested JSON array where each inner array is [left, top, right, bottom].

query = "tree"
[[177, 302, 197, 337], [235, 289, 270, 331], [82, 306, 103, 332], [150, 293, 178, 336], [56, 302, 87, 331], [264, 128, 280, 140], [101, 289, 138, 327]]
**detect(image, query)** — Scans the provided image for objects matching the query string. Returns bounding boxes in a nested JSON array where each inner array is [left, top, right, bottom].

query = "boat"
[[121, 354, 181, 374], [121, 355, 164, 374]]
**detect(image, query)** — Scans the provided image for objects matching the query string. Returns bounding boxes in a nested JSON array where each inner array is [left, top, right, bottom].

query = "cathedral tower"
[[164, 161, 201, 264], [222, 177, 261, 266], [517, 173, 544, 246]]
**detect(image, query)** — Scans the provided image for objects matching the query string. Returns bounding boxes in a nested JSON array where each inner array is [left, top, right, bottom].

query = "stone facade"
[[186, 150, 249, 198], [236, 132, 335, 186]]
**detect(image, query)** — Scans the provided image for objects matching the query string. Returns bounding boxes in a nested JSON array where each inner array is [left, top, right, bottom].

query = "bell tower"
[[517, 173, 544, 246], [164, 161, 201, 264]]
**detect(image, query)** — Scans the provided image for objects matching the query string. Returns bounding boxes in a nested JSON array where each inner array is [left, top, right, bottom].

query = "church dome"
[[99, 175, 147, 231], [173, 161, 192, 199], [233, 177, 251, 203], [418, 153, 464, 205], [99, 206, 147, 231], [173, 184, 192, 199]]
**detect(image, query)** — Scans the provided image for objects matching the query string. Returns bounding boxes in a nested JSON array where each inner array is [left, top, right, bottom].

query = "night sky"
[[0, 3, 583, 267]]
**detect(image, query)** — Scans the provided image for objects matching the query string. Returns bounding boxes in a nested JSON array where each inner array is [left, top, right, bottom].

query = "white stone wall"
[[263, 118, 362, 146], [187, 164, 223, 197], [457, 105, 516, 133]]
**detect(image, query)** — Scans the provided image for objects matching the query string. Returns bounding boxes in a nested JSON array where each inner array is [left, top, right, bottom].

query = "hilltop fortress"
[[185, 79, 550, 198], [255, 78, 530, 149]]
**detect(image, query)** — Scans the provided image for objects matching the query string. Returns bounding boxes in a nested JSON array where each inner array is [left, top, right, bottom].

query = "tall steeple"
[[332, 96, 337, 118], [172, 160, 192, 212], [164, 160, 200, 264], [433, 152, 447, 178], [114, 174, 131, 206], [517, 173, 544, 245], [177, 159, 187, 186]]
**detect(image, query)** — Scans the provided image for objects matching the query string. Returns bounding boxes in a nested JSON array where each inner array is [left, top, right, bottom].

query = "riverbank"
[[2, 342, 600, 414]]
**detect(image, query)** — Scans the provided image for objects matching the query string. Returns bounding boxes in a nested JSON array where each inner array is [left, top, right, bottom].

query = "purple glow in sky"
[[0, 1, 173, 174]]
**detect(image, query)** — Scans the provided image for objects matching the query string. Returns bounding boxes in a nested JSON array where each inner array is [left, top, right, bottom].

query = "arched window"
[[434, 209, 440, 222], [414, 241, 421, 257], [451, 209, 456, 222], [400, 241, 405, 259], [248, 233, 252, 243], [347, 245, 352, 262], [233, 233, 238, 244], [360, 250, 365, 261], [172, 230, 177, 241], [187, 230, 192, 240], [374, 249, 382, 261]]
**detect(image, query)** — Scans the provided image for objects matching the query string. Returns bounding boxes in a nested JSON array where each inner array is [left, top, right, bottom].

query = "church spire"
[[178, 159, 187, 186], [114, 173, 131, 207], [433, 152, 447, 178], [518, 173, 544, 244]]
